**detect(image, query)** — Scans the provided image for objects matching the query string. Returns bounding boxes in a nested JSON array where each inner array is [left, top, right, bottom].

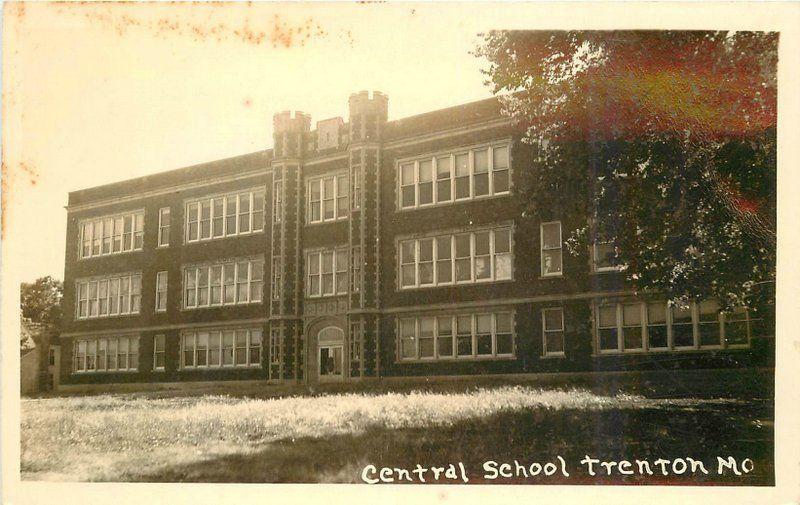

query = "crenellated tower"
[[347, 91, 388, 379], [268, 111, 310, 382]]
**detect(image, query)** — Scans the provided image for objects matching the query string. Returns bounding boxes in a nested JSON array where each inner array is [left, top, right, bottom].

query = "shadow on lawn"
[[136, 398, 773, 485]]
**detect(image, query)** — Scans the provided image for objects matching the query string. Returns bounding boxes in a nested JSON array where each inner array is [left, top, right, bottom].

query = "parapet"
[[273, 111, 312, 134], [348, 91, 389, 121]]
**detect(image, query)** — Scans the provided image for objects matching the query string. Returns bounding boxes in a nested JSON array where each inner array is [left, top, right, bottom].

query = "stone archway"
[[305, 317, 346, 384]]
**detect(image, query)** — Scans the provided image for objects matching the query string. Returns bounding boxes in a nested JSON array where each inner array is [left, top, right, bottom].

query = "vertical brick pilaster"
[[268, 111, 310, 382]]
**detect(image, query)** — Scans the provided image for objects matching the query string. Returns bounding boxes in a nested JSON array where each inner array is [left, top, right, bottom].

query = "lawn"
[[20, 372, 774, 484]]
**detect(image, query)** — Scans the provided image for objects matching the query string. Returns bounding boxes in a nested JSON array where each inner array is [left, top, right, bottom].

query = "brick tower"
[[346, 91, 388, 378], [268, 111, 311, 381]]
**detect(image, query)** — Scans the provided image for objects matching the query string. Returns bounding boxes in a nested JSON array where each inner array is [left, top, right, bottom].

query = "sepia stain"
[[51, 3, 332, 49], [17, 161, 38, 185]]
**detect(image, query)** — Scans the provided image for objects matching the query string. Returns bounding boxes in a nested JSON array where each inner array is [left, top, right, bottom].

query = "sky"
[[2, 2, 494, 282]]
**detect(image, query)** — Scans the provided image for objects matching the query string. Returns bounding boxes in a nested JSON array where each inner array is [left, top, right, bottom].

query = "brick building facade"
[[59, 91, 773, 388]]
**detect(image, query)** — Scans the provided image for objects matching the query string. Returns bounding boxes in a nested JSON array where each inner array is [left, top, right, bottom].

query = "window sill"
[[72, 370, 139, 375], [541, 353, 565, 359], [75, 313, 141, 321], [180, 365, 262, 371], [184, 230, 265, 245], [396, 192, 511, 213], [591, 346, 750, 357], [397, 355, 516, 364], [181, 302, 263, 311], [305, 218, 349, 227], [306, 294, 349, 300], [398, 278, 514, 292], [78, 249, 143, 261], [538, 274, 564, 280], [591, 269, 625, 274]]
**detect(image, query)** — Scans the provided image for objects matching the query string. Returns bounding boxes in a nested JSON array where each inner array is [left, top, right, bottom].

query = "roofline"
[[67, 149, 274, 199], [66, 94, 511, 208]]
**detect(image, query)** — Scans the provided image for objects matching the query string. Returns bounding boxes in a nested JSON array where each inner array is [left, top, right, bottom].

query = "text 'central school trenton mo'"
[[58, 91, 773, 389]]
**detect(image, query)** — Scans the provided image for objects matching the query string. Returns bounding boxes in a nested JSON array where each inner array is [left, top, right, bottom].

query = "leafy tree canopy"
[[21, 276, 63, 327], [475, 30, 776, 309]]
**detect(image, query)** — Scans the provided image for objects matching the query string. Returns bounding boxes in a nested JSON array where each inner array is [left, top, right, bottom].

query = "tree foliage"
[[20, 276, 63, 327], [475, 31, 776, 309]]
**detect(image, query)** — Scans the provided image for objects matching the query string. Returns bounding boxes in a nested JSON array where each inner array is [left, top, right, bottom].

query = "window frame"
[[593, 300, 751, 355], [540, 221, 563, 278], [157, 207, 170, 247], [183, 188, 265, 244], [397, 311, 515, 362], [541, 307, 566, 357], [306, 173, 349, 224], [271, 257, 282, 302], [180, 327, 262, 369], [155, 271, 168, 312], [182, 258, 264, 310], [153, 334, 166, 371], [397, 225, 514, 290], [78, 209, 145, 259], [75, 273, 142, 320], [592, 240, 624, 273], [72, 335, 139, 374], [272, 180, 283, 224], [306, 246, 350, 298], [396, 141, 512, 211]]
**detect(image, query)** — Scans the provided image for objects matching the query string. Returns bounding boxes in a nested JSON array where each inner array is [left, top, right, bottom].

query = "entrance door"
[[319, 345, 343, 381]]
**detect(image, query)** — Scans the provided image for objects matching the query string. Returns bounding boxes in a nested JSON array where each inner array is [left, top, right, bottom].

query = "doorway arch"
[[305, 317, 346, 384]]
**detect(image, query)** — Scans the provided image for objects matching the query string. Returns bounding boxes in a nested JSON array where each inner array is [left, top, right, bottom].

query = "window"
[[698, 300, 722, 348], [622, 303, 644, 351], [308, 174, 349, 223], [595, 300, 751, 354], [724, 307, 750, 347], [153, 334, 165, 371], [352, 170, 361, 210], [273, 180, 283, 223], [349, 321, 362, 362], [399, 226, 513, 289], [271, 257, 282, 301], [398, 312, 514, 361], [269, 328, 281, 365], [307, 247, 349, 297], [73, 335, 138, 373], [671, 304, 694, 348], [249, 329, 262, 365], [646, 302, 668, 350], [75, 274, 141, 319], [593, 240, 623, 272], [80, 210, 144, 259], [155, 271, 168, 312], [158, 207, 170, 247], [352, 246, 362, 293], [183, 259, 264, 309], [181, 328, 262, 369], [184, 189, 265, 243], [542, 308, 565, 356], [398, 143, 511, 210], [597, 305, 619, 352], [540, 221, 563, 277]]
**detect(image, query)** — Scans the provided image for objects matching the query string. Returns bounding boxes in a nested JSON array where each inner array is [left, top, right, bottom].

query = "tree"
[[475, 31, 776, 310], [20, 276, 63, 327]]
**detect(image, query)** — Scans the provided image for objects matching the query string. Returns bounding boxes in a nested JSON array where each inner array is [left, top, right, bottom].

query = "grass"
[[21, 374, 774, 484]]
